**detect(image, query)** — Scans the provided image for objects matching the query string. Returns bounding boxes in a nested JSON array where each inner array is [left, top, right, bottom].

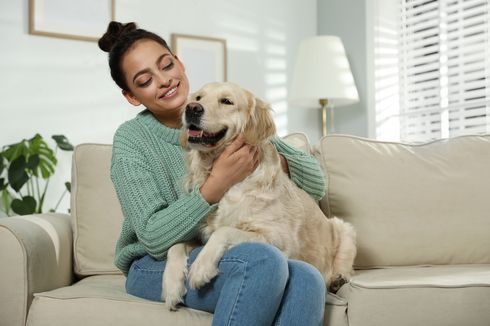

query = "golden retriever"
[[162, 82, 356, 310]]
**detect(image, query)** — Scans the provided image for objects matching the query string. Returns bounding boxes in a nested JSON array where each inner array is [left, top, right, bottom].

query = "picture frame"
[[171, 33, 227, 92], [28, 0, 115, 42]]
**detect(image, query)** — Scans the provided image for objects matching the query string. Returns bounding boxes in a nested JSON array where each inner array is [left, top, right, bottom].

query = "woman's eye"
[[139, 78, 152, 87], [162, 61, 174, 70], [220, 98, 234, 105]]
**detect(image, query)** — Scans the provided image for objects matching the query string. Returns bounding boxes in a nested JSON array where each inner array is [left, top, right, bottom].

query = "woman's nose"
[[156, 72, 171, 88]]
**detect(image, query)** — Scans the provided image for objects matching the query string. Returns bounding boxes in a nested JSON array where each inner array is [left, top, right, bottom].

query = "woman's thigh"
[[125, 254, 167, 302], [125, 242, 289, 314]]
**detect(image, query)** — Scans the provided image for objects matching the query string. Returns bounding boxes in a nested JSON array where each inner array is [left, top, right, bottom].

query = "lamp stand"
[[319, 98, 329, 137]]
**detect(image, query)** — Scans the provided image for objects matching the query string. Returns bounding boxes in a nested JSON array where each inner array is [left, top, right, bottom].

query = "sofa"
[[1, 133, 489, 326]]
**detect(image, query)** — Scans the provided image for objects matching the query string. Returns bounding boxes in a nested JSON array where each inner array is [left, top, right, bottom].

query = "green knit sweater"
[[111, 109, 326, 275]]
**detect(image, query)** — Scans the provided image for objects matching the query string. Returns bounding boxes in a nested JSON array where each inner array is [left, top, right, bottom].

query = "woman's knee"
[[288, 260, 326, 299]]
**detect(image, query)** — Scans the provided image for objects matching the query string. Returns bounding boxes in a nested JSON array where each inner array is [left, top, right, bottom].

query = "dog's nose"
[[186, 102, 204, 114], [185, 102, 204, 124]]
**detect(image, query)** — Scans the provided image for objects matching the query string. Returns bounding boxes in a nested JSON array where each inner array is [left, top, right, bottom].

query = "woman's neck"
[[152, 110, 183, 129]]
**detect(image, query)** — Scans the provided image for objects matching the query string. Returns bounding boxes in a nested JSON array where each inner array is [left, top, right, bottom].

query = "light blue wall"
[[317, 0, 369, 137]]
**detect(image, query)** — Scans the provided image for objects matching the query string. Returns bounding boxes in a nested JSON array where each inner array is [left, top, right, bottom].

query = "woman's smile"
[[159, 83, 179, 99]]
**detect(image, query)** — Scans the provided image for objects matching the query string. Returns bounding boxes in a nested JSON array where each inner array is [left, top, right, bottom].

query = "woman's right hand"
[[200, 134, 258, 204]]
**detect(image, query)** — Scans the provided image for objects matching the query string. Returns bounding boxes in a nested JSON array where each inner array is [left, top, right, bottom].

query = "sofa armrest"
[[0, 213, 74, 326]]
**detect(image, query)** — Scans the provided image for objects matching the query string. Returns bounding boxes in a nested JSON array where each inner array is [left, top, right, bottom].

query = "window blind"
[[376, 0, 490, 142]]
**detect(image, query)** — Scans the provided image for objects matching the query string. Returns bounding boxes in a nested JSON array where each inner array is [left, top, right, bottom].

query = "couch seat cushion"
[[27, 274, 348, 326], [27, 275, 212, 326], [338, 264, 490, 326]]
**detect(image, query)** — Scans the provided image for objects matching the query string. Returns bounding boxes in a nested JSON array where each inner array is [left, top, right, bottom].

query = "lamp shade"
[[290, 36, 359, 108]]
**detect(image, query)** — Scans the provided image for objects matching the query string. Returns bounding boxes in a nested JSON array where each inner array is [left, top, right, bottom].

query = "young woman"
[[99, 21, 327, 326]]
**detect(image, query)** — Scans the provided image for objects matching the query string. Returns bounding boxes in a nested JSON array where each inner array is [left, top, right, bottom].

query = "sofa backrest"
[[315, 134, 490, 268], [70, 133, 311, 276], [71, 144, 123, 276]]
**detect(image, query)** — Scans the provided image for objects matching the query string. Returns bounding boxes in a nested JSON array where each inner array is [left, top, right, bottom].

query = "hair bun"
[[98, 21, 137, 52]]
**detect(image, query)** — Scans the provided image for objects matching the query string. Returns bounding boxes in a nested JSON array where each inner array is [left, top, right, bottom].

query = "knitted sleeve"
[[111, 155, 216, 260], [271, 136, 326, 200]]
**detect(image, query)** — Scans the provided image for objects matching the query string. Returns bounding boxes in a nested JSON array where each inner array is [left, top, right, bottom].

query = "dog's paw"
[[328, 275, 348, 293], [163, 282, 187, 311], [188, 259, 219, 290]]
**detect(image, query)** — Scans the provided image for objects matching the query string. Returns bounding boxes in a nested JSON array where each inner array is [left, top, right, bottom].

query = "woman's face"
[[121, 39, 190, 128]]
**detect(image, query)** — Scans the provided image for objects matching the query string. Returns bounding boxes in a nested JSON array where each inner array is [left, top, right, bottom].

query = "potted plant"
[[0, 134, 73, 216]]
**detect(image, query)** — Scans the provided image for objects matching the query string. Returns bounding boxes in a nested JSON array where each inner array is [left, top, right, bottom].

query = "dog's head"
[[181, 82, 276, 153]]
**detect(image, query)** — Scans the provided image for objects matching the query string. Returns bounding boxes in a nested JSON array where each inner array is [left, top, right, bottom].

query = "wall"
[[0, 0, 317, 214], [317, 0, 369, 137]]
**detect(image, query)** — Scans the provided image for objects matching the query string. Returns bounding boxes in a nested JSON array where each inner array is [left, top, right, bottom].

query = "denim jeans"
[[126, 242, 326, 326]]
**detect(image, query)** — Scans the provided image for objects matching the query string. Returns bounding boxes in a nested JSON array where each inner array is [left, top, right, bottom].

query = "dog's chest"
[[199, 175, 280, 241]]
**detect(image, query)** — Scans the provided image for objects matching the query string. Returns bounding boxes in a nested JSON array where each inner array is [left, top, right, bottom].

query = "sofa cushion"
[[316, 134, 490, 267], [27, 275, 213, 326], [28, 274, 346, 326], [71, 144, 123, 276], [71, 134, 312, 276], [337, 264, 490, 326]]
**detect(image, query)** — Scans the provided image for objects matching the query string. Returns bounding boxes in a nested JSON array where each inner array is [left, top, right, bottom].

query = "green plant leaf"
[[52, 135, 74, 151], [3, 140, 29, 162], [65, 181, 71, 192], [0, 153, 5, 175], [0, 178, 6, 190], [29, 135, 57, 179], [2, 188, 12, 216], [11, 196, 37, 215], [8, 156, 29, 192], [27, 154, 40, 172]]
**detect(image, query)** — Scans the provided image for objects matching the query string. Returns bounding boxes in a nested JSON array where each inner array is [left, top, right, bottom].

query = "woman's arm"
[[271, 136, 326, 201], [111, 156, 216, 260]]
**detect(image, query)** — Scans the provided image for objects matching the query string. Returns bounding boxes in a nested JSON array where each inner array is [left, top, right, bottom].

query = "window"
[[374, 0, 490, 142]]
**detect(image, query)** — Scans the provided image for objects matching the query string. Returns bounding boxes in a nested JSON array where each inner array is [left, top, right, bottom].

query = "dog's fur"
[[162, 82, 357, 310]]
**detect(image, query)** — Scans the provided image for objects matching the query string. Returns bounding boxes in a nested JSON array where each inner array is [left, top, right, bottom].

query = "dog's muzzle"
[[184, 102, 228, 147], [185, 102, 204, 126]]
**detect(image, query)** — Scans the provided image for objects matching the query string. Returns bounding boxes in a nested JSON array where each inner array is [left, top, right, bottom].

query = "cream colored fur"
[[163, 82, 357, 310]]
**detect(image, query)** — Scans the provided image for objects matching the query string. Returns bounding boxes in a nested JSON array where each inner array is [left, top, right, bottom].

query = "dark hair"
[[98, 21, 173, 91]]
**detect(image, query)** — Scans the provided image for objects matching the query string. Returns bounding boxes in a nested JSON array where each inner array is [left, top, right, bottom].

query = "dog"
[[162, 82, 357, 310]]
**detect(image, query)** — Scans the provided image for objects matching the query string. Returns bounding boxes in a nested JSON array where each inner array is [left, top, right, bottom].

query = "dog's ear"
[[243, 91, 276, 145]]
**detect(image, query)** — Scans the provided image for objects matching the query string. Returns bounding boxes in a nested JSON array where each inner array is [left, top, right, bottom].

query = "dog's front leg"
[[188, 226, 265, 289], [163, 242, 199, 310]]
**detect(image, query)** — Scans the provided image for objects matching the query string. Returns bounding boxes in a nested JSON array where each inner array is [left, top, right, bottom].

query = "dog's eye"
[[195, 95, 202, 101], [220, 98, 234, 105]]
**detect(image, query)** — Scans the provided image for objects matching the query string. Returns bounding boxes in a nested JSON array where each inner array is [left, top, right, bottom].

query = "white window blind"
[[375, 0, 490, 142]]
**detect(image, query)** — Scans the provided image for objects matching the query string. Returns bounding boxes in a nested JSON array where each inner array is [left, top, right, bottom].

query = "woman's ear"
[[122, 90, 141, 106]]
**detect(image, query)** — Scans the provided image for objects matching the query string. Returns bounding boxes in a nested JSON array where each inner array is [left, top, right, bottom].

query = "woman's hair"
[[98, 21, 172, 91]]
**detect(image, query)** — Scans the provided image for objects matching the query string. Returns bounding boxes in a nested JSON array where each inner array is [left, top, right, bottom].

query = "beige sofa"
[[1, 134, 490, 326]]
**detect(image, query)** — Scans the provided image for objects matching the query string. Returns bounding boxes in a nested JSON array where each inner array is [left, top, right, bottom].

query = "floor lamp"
[[290, 36, 359, 137]]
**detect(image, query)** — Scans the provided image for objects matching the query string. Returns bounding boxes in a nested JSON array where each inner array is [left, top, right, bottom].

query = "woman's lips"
[[159, 83, 179, 99]]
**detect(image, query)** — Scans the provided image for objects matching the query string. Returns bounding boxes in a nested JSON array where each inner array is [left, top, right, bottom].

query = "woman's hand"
[[200, 134, 259, 204]]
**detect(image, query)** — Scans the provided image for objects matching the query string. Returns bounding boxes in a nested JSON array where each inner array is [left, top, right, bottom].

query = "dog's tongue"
[[188, 129, 203, 138]]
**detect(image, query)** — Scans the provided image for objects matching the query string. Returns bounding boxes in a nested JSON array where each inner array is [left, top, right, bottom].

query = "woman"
[[99, 21, 327, 326]]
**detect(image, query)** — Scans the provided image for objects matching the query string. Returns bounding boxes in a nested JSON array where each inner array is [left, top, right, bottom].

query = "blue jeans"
[[126, 242, 326, 326]]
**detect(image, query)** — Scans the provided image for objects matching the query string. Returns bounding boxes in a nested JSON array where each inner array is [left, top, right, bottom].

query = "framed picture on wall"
[[171, 34, 227, 92], [28, 0, 115, 42]]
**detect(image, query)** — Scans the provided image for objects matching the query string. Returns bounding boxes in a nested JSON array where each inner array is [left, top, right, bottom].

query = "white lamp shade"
[[290, 36, 359, 108]]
